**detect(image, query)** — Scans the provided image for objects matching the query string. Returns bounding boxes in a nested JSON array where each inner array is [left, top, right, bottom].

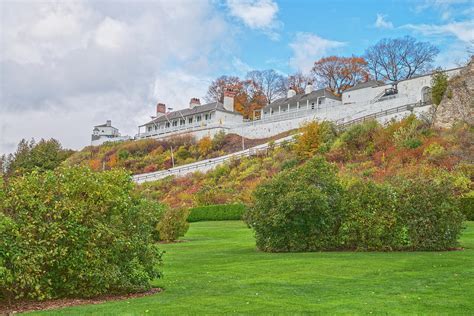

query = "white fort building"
[[91, 67, 463, 146]]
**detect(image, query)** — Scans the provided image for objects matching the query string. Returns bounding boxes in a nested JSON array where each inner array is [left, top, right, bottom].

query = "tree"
[[431, 70, 449, 105], [285, 72, 313, 94], [3, 138, 74, 177], [364, 35, 439, 82], [246, 69, 286, 103], [205, 75, 267, 119], [312, 56, 370, 95], [204, 75, 241, 103]]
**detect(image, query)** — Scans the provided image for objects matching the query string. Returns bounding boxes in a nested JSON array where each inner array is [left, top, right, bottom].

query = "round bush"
[[245, 156, 344, 252], [0, 167, 163, 301]]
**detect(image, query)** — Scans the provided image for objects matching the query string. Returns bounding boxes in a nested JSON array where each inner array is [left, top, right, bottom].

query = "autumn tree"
[[246, 69, 286, 103], [205, 75, 267, 119], [364, 35, 439, 82], [312, 56, 370, 95]]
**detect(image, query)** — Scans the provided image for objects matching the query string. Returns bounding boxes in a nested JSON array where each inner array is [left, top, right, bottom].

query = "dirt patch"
[[1, 288, 162, 315], [221, 130, 296, 153]]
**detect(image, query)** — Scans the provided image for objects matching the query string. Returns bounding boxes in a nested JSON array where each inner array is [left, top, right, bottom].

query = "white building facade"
[[94, 66, 465, 145], [91, 120, 130, 146]]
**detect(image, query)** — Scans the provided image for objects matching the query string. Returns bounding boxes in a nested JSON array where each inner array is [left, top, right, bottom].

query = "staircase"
[[133, 101, 429, 184]]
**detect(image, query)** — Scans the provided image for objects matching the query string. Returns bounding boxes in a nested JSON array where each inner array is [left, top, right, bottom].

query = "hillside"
[[64, 130, 293, 174], [138, 116, 473, 210]]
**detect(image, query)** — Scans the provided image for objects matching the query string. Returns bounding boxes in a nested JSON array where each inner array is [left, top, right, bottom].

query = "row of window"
[[146, 112, 212, 132]]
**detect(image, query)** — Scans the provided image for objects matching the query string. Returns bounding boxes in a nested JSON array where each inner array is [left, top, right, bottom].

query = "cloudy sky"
[[1, 0, 472, 154]]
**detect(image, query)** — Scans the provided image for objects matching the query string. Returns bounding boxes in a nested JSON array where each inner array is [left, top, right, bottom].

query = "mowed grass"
[[32, 221, 474, 315]]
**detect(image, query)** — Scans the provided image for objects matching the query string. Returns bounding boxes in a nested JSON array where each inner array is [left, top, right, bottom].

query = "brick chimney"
[[189, 98, 201, 109], [156, 103, 166, 116], [106, 120, 111, 127], [223, 87, 236, 112]]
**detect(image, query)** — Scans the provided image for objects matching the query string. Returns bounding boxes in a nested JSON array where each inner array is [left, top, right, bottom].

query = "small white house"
[[91, 120, 130, 146]]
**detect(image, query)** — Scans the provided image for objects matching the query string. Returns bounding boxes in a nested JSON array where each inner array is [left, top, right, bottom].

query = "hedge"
[[188, 203, 247, 222]]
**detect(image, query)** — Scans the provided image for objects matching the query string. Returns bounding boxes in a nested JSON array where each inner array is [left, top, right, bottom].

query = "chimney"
[[106, 120, 111, 127], [223, 87, 236, 112], [287, 87, 296, 98], [305, 82, 313, 94], [189, 98, 201, 109], [156, 103, 166, 116]]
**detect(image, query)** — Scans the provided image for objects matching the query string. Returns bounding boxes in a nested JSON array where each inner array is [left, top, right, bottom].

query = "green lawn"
[[32, 221, 474, 315]]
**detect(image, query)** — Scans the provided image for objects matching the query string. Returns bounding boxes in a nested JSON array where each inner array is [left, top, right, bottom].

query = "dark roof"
[[263, 88, 341, 110], [344, 80, 386, 92], [94, 123, 118, 129], [141, 101, 241, 126]]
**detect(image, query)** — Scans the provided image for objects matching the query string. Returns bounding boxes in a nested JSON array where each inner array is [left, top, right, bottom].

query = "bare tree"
[[246, 69, 286, 103], [364, 36, 439, 82]]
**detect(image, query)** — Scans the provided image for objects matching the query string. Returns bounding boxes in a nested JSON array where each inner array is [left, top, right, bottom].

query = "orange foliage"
[[89, 159, 101, 171], [312, 56, 370, 95]]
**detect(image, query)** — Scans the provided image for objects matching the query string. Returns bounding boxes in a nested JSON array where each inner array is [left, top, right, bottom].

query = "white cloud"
[[94, 17, 129, 50], [226, 0, 280, 38], [404, 20, 474, 43], [415, 0, 471, 20], [0, 0, 232, 154], [374, 14, 393, 29], [289, 33, 344, 73]]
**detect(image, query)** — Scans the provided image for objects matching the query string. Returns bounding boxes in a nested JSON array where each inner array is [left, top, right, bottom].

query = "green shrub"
[[460, 192, 474, 221], [0, 167, 163, 301], [246, 156, 464, 252], [156, 208, 190, 242], [245, 156, 344, 252], [188, 203, 247, 222], [342, 180, 407, 251], [394, 177, 464, 250]]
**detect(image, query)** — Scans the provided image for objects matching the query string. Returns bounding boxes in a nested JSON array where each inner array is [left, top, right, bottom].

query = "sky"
[[1, 0, 473, 154]]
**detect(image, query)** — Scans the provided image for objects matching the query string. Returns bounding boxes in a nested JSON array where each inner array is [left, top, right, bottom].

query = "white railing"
[[133, 100, 430, 183]]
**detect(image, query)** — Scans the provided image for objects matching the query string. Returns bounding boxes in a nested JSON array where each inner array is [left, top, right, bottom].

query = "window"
[[155, 126, 158, 130], [188, 117, 193, 124], [196, 115, 201, 122], [318, 99, 322, 105], [147, 126, 152, 132], [166, 122, 170, 128], [205, 113, 210, 120], [172, 120, 178, 127], [180, 119, 185, 126]]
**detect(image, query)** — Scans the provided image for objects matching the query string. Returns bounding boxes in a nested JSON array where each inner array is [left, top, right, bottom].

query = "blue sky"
[[228, 0, 473, 74], [0, 0, 472, 153]]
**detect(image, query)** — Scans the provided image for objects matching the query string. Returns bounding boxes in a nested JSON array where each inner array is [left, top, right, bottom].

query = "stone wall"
[[434, 58, 474, 128]]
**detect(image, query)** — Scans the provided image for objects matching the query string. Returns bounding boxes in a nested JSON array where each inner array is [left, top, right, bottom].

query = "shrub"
[[460, 192, 474, 221], [156, 208, 190, 242], [246, 156, 464, 252], [245, 156, 344, 252], [393, 177, 464, 250], [0, 167, 163, 301], [342, 180, 407, 251], [188, 203, 247, 222], [295, 121, 336, 159]]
